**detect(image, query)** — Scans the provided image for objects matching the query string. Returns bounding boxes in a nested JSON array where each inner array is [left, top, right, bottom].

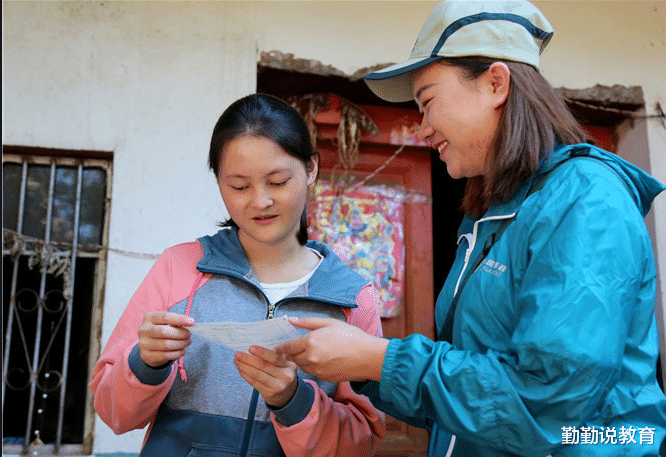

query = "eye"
[[418, 98, 432, 114], [230, 185, 248, 191], [270, 178, 290, 187]]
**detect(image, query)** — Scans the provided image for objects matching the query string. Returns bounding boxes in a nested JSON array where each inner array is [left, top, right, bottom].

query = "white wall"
[[3, 1, 664, 454], [3, 1, 258, 453]]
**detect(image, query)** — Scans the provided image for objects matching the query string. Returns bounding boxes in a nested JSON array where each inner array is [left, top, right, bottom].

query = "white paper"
[[189, 316, 303, 353]]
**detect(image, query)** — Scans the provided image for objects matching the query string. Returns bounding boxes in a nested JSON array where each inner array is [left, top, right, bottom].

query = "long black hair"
[[208, 93, 318, 245]]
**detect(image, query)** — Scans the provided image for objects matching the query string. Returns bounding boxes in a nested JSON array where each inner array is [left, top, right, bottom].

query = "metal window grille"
[[3, 151, 111, 456]]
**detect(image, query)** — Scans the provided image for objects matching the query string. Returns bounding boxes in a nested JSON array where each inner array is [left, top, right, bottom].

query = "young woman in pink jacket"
[[89, 93, 385, 457]]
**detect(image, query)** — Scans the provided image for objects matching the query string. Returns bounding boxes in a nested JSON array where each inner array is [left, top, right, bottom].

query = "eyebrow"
[[414, 83, 437, 105], [225, 168, 292, 180]]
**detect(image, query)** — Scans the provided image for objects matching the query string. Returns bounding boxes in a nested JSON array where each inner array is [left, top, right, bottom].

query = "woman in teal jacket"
[[277, 1, 666, 456]]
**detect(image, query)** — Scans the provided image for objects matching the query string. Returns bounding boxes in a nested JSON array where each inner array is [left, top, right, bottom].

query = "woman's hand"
[[275, 317, 389, 384], [137, 311, 194, 367], [234, 346, 298, 408]]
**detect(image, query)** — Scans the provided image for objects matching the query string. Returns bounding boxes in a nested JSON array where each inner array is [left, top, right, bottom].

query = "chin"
[[244, 228, 298, 246], [445, 166, 463, 180]]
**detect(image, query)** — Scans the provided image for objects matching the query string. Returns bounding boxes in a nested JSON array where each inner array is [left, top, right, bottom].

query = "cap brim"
[[363, 56, 441, 103]]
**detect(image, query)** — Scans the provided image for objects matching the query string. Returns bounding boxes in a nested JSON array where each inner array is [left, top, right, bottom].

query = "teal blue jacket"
[[356, 144, 666, 456]]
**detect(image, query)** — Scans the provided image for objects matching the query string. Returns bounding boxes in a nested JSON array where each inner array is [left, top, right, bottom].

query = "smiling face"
[[217, 134, 318, 250], [413, 61, 506, 180]]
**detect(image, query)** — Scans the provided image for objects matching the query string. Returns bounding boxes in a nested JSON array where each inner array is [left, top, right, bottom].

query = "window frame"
[[2, 149, 112, 456]]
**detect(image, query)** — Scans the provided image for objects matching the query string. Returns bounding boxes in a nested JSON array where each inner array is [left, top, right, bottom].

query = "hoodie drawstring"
[[177, 270, 204, 382]]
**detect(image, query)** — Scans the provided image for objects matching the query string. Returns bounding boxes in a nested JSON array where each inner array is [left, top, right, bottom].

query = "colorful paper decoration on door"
[[307, 180, 405, 317]]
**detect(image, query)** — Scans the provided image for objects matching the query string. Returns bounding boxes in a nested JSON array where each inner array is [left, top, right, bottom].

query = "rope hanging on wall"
[[4, 229, 74, 299], [3, 228, 160, 263], [289, 93, 330, 153], [289, 93, 379, 186]]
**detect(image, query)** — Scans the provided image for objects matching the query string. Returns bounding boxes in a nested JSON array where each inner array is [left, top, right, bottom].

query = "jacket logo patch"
[[480, 258, 507, 277]]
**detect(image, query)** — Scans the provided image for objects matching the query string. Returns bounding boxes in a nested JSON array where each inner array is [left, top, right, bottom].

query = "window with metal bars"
[[2, 147, 111, 456]]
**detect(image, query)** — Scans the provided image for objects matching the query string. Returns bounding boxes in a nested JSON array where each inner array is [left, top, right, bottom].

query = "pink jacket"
[[90, 229, 385, 457]]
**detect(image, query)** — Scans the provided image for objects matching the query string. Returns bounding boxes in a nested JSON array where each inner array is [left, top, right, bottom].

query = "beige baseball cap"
[[364, 0, 554, 103]]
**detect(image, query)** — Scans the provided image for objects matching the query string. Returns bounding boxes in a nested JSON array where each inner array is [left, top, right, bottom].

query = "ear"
[[307, 155, 319, 186], [485, 62, 511, 108]]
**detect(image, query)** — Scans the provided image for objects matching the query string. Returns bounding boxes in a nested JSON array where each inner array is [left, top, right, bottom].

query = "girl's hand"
[[234, 346, 298, 408], [275, 317, 389, 384], [137, 311, 194, 367]]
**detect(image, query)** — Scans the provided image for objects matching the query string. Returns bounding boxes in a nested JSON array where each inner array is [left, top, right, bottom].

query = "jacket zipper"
[[453, 213, 516, 297], [194, 254, 356, 456], [240, 390, 260, 457]]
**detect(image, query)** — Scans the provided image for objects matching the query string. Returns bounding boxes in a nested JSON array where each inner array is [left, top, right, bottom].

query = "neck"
[[238, 231, 317, 283]]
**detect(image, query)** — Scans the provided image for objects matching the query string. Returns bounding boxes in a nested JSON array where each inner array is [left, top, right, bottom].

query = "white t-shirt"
[[258, 248, 323, 305]]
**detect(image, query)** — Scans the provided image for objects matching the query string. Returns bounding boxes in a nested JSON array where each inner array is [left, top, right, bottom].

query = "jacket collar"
[[461, 142, 665, 232], [196, 228, 365, 308]]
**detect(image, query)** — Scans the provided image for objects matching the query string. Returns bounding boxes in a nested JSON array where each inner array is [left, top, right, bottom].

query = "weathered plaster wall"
[[3, 1, 259, 453]]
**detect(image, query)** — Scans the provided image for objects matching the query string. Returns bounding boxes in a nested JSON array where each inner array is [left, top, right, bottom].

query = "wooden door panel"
[[315, 138, 433, 457]]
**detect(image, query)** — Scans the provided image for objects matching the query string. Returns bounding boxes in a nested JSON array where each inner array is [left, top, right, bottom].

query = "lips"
[[252, 214, 278, 225], [435, 140, 449, 159]]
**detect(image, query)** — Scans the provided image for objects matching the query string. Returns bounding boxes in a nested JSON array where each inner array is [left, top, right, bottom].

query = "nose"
[[251, 186, 273, 209], [416, 114, 434, 144]]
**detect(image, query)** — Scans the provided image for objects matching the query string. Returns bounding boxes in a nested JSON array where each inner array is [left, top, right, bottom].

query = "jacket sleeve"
[[88, 244, 203, 434], [272, 284, 386, 457], [352, 379, 429, 429], [375, 164, 654, 455]]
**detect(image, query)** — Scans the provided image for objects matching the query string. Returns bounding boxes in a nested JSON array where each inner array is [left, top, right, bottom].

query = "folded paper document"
[[190, 316, 303, 353]]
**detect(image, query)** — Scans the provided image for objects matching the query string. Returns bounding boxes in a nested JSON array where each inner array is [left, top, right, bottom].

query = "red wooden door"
[[310, 96, 433, 456]]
